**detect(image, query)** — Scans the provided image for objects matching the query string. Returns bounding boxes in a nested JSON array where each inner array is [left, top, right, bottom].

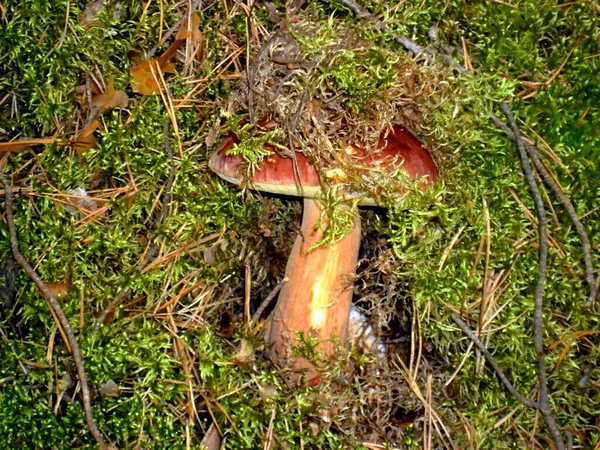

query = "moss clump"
[[1, 0, 599, 448]]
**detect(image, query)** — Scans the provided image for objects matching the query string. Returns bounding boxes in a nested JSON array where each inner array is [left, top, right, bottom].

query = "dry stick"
[[451, 315, 537, 408], [332, 0, 597, 306], [0, 173, 110, 450], [250, 277, 289, 327], [500, 103, 565, 450], [491, 115, 598, 307]]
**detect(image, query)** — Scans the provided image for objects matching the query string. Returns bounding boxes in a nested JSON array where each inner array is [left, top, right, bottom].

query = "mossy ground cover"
[[0, 0, 599, 449]]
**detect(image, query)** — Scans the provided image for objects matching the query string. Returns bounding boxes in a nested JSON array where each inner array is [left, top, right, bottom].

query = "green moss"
[[323, 48, 400, 113], [1, 0, 599, 448]]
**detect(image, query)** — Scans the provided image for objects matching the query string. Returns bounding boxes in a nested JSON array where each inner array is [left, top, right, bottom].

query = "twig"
[[0, 173, 110, 450], [250, 277, 288, 327], [452, 315, 537, 408], [491, 114, 597, 307], [500, 102, 565, 450]]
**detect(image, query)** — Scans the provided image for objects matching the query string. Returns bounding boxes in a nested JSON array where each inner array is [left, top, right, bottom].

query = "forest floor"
[[1, 1, 599, 449]]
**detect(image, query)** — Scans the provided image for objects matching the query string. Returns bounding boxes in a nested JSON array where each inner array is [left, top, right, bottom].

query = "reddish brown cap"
[[209, 125, 438, 202], [357, 126, 439, 184]]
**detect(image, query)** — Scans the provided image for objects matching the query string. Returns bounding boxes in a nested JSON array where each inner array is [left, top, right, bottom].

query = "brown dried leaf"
[[233, 339, 253, 364], [258, 384, 278, 402], [200, 423, 221, 450], [82, 119, 101, 138], [72, 119, 101, 153], [130, 40, 183, 95], [100, 379, 120, 397], [45, 283, 70, 299], [72, 134, 97, 153], [175, 12, 202, 44], [130, 60, 161, 95], [92, 77, 129, 110]]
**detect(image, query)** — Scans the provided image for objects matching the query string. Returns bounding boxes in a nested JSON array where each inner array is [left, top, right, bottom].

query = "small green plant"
[[225, 113, 286, 177], [324, 48, 399, 113]]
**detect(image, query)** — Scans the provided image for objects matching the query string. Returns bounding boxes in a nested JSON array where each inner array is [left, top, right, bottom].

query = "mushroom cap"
[[209, 125, 438, 205]]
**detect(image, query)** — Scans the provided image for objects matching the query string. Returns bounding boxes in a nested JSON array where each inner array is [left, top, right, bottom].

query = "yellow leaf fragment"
[[325, 167, 348, 183]]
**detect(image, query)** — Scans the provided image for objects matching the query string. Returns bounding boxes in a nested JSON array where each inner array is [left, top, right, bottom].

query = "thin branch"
[[491, 114, 597, 307], [500, 103, 565, 450], [451, 314, 538, 409], [250, 277, 288, 327], [0, 173, 110, 450]]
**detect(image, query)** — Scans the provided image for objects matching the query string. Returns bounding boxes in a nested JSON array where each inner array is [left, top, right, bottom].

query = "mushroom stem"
[[267, 198, 361, 376]]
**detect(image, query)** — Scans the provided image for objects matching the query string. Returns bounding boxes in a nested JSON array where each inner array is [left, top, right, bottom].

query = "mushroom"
[[209, 124, 438, 378]]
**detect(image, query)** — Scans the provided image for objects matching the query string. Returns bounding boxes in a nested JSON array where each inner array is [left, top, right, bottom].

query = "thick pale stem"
[[267, 198, 361, 376]]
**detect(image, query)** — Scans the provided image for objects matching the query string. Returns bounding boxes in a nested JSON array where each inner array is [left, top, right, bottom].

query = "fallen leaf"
[[233, 339, 253, 364], [258, 384, 278, 402], [203, 246, 217, 264], [130, 40, 184, 95], [325, 167, 347, 183], [72, 134, 97, 153], [175, 12, 202, 44], [45, 283, 70, 299], [0, 138, 55, 153], [100, 379, 120, 397], [91, 77, 128, 110], [72, 119, 101, 153], [200, 423, 221, 450], [81, 119, 101, 138]]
